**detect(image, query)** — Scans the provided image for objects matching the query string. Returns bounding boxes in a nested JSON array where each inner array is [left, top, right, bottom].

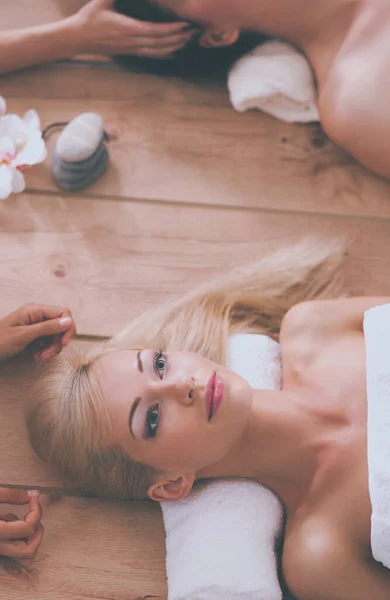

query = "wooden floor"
[[1, 1, 390, 598]]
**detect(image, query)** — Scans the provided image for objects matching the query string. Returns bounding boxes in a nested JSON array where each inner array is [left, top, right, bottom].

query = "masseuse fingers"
[[0, 514, 19, 522], [25, 317, 73, 345], [113, 29, 194, 52], [94, 0, 115, 9], [0, 493, 42, 540], [13, 303, 73, 328], [0, 488, 31, 506], [135, 42, 189, 58], [116, 15, 194, 39], [15, 303, 76, 353], [10, 303, 76, 347], [131, 30, 195, 49], [0, 524, 44, 559], [34, 334, 63, 362]]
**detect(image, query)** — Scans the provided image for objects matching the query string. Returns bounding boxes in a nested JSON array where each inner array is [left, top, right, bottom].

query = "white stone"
[[56, 113, 104, 162]]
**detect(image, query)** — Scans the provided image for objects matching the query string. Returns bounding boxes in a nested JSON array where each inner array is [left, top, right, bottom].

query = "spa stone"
[[51, 112, 109, 191], [56, 113, 105, 163], [52, 143, 109, 192]]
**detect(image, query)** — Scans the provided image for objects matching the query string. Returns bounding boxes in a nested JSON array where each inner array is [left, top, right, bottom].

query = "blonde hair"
[[27, 239, 345, 499]]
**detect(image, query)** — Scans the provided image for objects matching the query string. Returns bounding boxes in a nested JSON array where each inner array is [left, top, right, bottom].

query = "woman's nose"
[[150, 377, 196, 405]]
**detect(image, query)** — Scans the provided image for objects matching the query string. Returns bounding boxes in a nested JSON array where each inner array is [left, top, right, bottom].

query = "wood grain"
[[0, 495, 166, 600], [2, 64, 390, 219], [0, 194, 389, 339]]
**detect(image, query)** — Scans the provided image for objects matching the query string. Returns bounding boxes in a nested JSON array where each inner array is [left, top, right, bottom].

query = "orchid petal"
[[0, 136, 16, 160], [11, 168, 25, 194], [0, 96, 6, 117], [12, 130, 47, 166], [0, 114, 28, 151], [0, 104, 46, 192], [22, 109, 41, 131], [0, 164, 13, 200]]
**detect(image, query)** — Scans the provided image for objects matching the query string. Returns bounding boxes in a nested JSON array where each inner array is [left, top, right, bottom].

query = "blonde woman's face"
[[95, 349, 253, 476]]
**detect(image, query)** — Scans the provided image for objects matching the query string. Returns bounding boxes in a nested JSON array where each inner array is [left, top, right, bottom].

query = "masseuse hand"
[[0, 489, 43, 560], [0, 303, 76, 363], [74, 0, 195, 58]]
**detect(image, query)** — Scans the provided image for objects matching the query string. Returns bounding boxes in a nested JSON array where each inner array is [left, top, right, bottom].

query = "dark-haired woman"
[[2, 0, 389, 179], [114, 0, 390, 180]]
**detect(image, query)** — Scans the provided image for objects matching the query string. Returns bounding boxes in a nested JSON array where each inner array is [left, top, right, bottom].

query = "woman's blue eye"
[[153, 350, 167, 379], [146, 404, 160, 438]]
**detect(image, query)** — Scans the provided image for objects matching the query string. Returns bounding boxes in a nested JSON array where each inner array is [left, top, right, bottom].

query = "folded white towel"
[[363, 304, 390, 570], [162, 480, 283, 600], [161, 333, 284, 600], [228, 40, 320, 124]]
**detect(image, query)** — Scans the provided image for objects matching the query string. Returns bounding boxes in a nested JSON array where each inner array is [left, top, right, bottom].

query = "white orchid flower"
[[0, 102, 47, 200], [0, 96, 6, 116]]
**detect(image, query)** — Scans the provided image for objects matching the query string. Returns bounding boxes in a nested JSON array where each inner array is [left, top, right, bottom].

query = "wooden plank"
[[0, 494, 167, 600], [2, 64, 390, 219], [0, 193, 389, 340]]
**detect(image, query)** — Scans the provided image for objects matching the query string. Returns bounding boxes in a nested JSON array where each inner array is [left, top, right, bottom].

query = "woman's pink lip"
[[205, 372, 224, 420]]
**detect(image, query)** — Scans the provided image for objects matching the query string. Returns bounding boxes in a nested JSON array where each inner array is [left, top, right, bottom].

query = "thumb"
[[0, 488, 36, 505], [22, 317, 74, 344]]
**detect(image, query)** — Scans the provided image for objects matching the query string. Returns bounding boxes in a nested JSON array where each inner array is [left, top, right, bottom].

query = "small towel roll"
[[363, 304, 390, 569], [228, 40, 320, 124], [161, 334, 284, 600], [162, 480, 284, 600]]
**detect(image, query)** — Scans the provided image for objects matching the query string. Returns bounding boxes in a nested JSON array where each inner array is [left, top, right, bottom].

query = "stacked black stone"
[[51, 113, 109, 192]]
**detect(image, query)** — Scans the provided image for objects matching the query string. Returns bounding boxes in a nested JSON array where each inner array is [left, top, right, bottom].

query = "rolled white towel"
[[161, 333, 284, 600], [363, 304, 390, 570], [162, 480, 284, 600], [228, 40, 320, 124]]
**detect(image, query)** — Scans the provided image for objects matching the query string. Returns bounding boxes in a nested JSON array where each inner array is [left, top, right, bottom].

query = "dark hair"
[[113, 0, 267, 79]]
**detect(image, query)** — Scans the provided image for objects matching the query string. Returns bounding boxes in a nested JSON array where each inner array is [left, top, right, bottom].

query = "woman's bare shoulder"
[[282, 516, 390, 600], [280, 301, 340, 384], [317, 3, 390, 178], [282, 517, 348, 598]]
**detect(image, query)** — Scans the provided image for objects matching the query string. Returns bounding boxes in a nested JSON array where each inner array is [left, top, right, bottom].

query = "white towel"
[[228, 40, 320, 124], [363, 304, 390, 570], [161, 333, 284, 600]]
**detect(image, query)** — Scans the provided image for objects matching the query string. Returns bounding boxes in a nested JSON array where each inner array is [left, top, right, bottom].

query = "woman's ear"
[[148, 474, 195, 502], [199, 28, 239, 48]]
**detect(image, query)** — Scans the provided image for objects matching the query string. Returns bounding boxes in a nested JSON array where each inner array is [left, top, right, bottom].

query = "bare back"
[[314, 0, 390, 178]]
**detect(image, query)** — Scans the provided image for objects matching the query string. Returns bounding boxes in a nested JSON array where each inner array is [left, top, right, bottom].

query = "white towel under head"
[[162, 480, 283, 600], [161, 333, 284, 600], [228, 40, 320, 124], [363, 304, 390, 570]]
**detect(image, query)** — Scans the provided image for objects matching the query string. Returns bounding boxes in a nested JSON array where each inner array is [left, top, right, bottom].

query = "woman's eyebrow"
[[137, 351, 143, 373], [129, 397, 141, 439], [128, 352, 145, 439]]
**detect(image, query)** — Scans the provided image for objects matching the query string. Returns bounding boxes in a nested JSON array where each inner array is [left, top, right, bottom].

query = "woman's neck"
[[197, 388, 329, 512]]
